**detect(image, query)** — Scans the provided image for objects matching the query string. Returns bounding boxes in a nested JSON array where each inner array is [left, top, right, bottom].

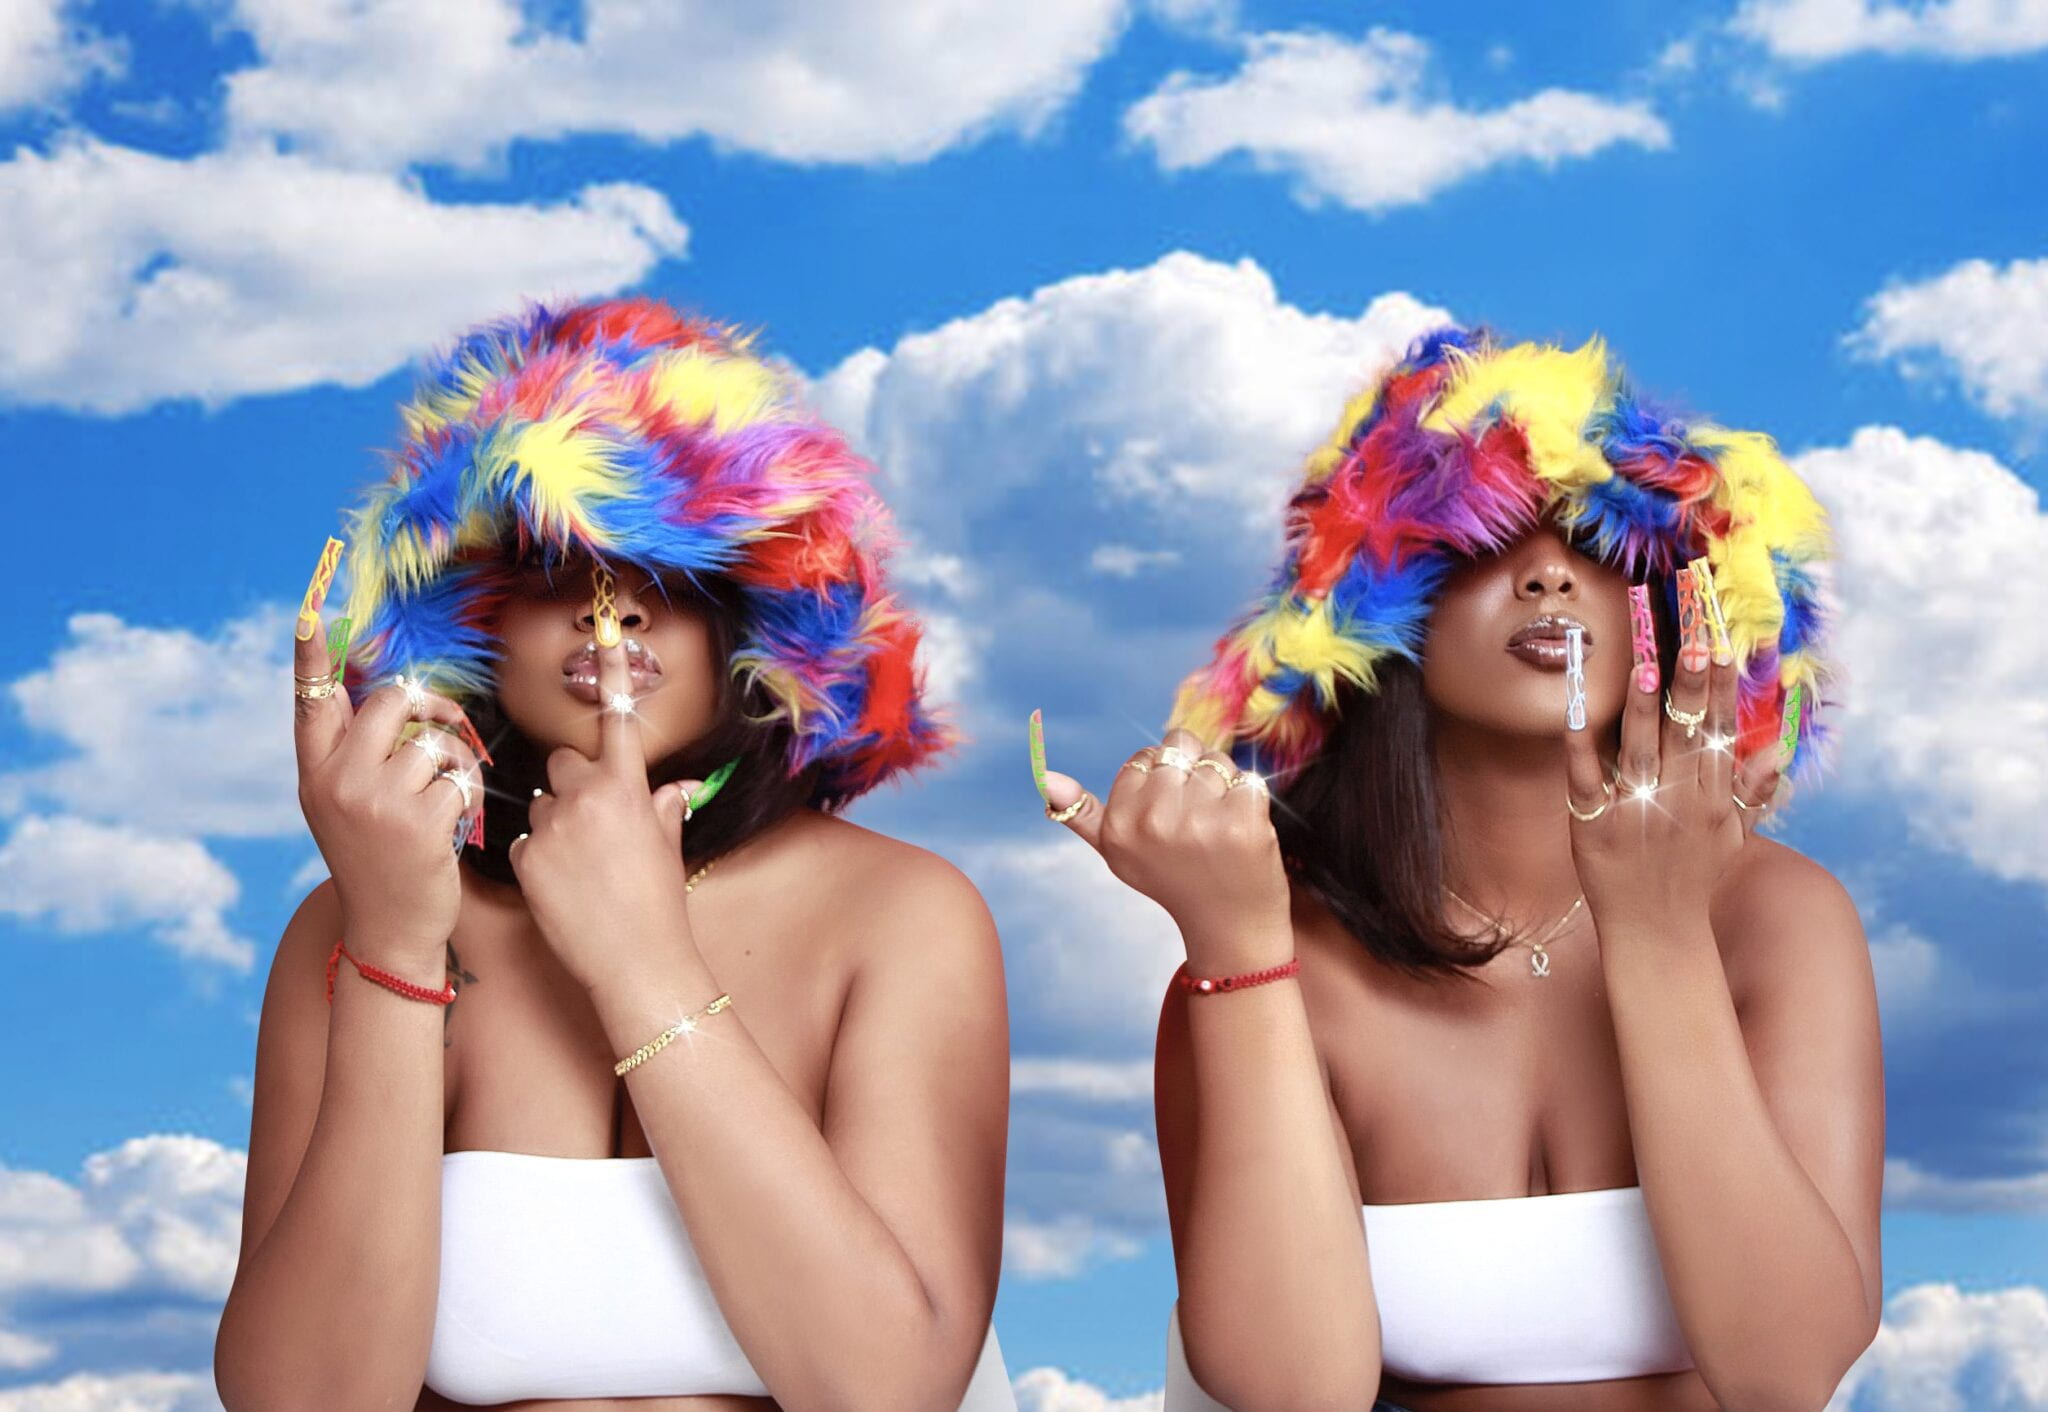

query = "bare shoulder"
[[781, 810, 1000, 977], [1713, 834, 1870, 1009]]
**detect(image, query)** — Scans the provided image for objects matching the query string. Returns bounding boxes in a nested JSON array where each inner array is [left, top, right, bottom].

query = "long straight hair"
[[1270, 564, 1681, 982]]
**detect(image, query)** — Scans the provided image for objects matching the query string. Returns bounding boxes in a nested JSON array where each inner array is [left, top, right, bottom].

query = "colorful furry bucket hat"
[[1166, 326, 1840, 788], [335, 295, 956, 809]]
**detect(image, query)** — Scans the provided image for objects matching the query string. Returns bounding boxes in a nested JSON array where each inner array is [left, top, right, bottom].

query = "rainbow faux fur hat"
[[336, 296, 956, 809], [1167, 326, 1840, 787]]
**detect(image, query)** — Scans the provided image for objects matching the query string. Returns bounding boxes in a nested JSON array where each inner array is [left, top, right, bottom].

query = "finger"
[[1700, 640, 1740, 800], [1561, 626, 1611, 822], [592, 613, 648, 779], [1039, 766, 1105, 850], [342, 677, 475, 776], [292, 537, 352, 771], [1190, 746, 1237, 798], [1732, 740, 1788, 838], [657, 778, 695, 842]]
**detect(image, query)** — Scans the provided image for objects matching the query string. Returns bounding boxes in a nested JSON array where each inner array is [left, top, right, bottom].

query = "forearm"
[[215, 939, 444, 1411], [1175, 920, 1379, 1412], [591, 944, 970, 1412], [1602, 917, 1873, 1409]]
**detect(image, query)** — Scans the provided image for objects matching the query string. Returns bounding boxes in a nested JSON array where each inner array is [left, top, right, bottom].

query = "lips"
[[1505, 613, 1591, 671], [561, 639, 663, 700]]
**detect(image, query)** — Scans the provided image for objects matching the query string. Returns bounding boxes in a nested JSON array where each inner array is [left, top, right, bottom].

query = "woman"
[[1034, 330, 1883, 1410], [215, 298, 1016, 1411]]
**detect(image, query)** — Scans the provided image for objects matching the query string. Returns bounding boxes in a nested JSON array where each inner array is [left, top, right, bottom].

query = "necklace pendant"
[[1530, 948, 1551, 978]]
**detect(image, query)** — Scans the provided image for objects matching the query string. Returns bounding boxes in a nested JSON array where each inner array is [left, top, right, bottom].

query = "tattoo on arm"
[[443, 940, 480, 1049]]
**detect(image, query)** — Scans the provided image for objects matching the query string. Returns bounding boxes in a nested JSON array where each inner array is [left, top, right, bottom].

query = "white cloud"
[[1795, 427, 2048, 887], [1734, 0, 2048, 61], [1829, 1283, 2048, 1409], [1002, 1214, 1146, 1279], [816, 250, 1450, 521], [0, 1138, 243, 1381], [204, 0, 1128, 171], [0, 136, 686, 414], [1122, 27, 1671, 214], [0, 1370, 223, 1412], [0, 815, 251, 969], [1851, 256, 2048, 421], [0, 0, 120, 112], [1013, 1367, 1165, 1412], [1090, 545, 1183, 578], [1884, 1158, 2048, 1214], [1013, 1058, 1155, 1104]]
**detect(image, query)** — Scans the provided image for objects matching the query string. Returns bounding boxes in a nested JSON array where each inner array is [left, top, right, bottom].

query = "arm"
[[214, 880, 447, 1412], [587, 849, 1009, 1412], [1601, 842, 1884, 1410], [1157, 927, 1382, 1412]]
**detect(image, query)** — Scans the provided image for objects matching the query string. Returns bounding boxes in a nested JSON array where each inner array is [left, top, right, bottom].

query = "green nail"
[[687, 756, 741, 813], [1778, 682, 1804, 759], [326, 616, 353, 686], [1028, 709, 1051, 803]]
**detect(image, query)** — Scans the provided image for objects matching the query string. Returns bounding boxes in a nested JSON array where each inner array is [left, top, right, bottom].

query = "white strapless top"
[[428, 1151, 1016, 1407], [1164, 1185, 1694, 1406]]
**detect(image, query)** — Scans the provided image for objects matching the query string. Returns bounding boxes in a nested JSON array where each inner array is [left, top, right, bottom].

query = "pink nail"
[[1628, 584, 1658, 694]]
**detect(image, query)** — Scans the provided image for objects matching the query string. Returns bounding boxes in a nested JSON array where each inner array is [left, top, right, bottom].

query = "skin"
[[1040, 523, 1884, 1411], [216, 550, 1009, 1412]]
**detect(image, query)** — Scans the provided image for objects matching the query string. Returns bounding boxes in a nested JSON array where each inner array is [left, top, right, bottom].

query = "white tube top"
[[428, 1151, 1017, 1408], [1163, 1185, 1695, 1406]]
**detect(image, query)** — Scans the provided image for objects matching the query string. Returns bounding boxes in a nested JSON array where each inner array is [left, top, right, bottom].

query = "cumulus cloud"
[[1122, 27, 1671, 214], [0, 815, 251, 969], [201, 0, 1127, 171], [0, 1138, 243, 1381], [1828, 1283, 2048, 1409], [0, 0, 120, 112], [0, 1370, 222, 1411], [0, 137, 686, 414], [1733, 0, 2048, 61], [1884, 1159, 2048, 1215], [1794, 427, 2048, 887], [1013, 1367, 1165, 1411], [1850, 256, 2048, 421]]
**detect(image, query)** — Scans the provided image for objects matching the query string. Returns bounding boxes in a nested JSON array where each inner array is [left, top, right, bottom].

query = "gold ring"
[[1155, 745, 1195, 772], [435, 765, 475, 810], [293, 676, 337, 699], [1663, 694, 1707, 740], [1567, 781, 1614, 822], [1192, 758, 1236, 786], [1046, 791, 1095, 824], [1119, 757, 1156, 776], [1732, 790, 1765, 812]]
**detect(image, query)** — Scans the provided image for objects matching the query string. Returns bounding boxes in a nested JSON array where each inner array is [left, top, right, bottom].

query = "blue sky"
[[2, 1, 2046, 1407]]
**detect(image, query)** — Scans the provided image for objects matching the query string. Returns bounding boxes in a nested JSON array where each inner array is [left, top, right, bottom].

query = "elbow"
[[1187, 1349, 1379, 1412], [1703, 1305, 1881, 1412]]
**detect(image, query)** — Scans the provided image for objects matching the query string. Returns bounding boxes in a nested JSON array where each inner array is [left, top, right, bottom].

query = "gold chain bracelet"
[[614, 993, 733, 1076]]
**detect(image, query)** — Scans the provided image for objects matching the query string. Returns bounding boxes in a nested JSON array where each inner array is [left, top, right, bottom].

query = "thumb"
[[657, 779, 697, 841], [1041, 768, 1106, 852]]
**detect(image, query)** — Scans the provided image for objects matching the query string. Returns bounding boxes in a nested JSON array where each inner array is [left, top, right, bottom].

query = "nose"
[[1513, 548, 1578, 602], [576, 569, 650, 634]]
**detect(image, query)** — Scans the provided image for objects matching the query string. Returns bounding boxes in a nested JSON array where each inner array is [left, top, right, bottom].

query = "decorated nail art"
[[1675, 567, 1710, 674], [1028, 709, 1052, 802], [297, 537, 345, 642], [1564, 624, 1587, 731], [1778, 681, 1805, 760], [1627, 584, 1658, 695], [325, 615, 353, 688], [590, 564, 622, 648], [687, 756, 741, 813], [1688, 555, 1734, 665]]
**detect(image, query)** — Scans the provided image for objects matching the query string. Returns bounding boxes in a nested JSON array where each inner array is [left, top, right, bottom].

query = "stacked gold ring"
[[293, 671, 337, 700]]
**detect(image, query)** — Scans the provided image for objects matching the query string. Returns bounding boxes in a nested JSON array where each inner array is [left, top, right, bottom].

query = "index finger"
[[292, 537, 351, 770], [590, 577, 647, 779]]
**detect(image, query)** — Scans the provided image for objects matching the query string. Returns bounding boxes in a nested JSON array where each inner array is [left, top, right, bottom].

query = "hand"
[[1562, 612, 1791, 934], [508, 631, 698, 994], [293, 606, 481, 969], [1035, 720, 1293, 974]]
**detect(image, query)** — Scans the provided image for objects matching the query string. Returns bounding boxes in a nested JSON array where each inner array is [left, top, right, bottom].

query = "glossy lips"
[[562, 639, 662, 703], [1506, 612, 1592, 670]]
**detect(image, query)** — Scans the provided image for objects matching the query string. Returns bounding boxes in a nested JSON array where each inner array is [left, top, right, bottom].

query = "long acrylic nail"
[[1778, 681, 1805, 760], [1028, 709, 1052, 802], [1675, 567, 1710, 674], [687, 756, 741, 813], [1688, 555, 1734, 666], [325, 615, 353, 687], [1627, 584, 1658, 695], [1564, 625, 1587, 731], [298, 537, 345, 642], [590, 564, 621, 648]]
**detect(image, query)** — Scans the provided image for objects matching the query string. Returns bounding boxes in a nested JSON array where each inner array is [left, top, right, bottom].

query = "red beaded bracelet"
[[1175, 957, 1301, 995], [324, 937, 457, 1007]]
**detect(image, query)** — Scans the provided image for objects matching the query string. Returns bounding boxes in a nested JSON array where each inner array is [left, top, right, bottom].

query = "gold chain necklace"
[[1445, 887, 1584, 979], [685, 857, 716, 894]]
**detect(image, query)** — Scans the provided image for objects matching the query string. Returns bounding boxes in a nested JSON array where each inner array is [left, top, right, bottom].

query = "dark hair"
[[1271, 561, 1682, 983], [457, 568, 822, 890]]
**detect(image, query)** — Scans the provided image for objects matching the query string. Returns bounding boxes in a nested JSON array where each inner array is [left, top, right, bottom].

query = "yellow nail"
[[297, 537, 345, 642]]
